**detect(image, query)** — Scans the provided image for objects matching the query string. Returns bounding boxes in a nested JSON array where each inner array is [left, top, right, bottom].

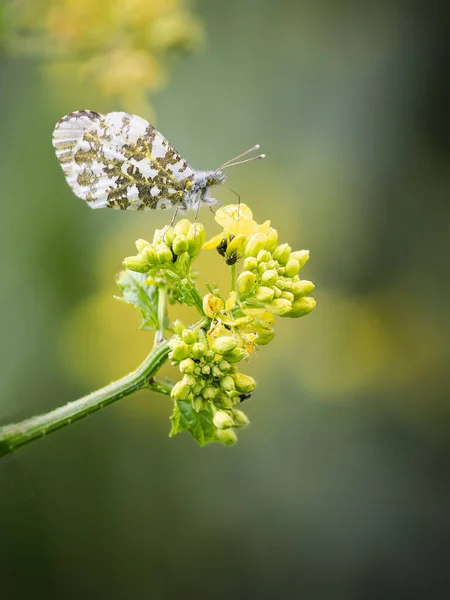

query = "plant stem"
[[230, 263, 236, 292], [156, 284, 169, 344], [147, 379, 173, 396], [0, 340, 171, 458]]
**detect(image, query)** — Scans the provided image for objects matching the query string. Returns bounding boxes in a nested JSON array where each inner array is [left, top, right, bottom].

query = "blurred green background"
[[1, 0, 449, 598]]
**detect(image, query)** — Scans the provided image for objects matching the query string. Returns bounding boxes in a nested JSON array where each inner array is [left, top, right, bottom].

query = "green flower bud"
[[171, 380, 191, 400], [281, 291, 294, 303], [142, 245, 158, 265], [135, 238, 151, 253], [182, 329, 197, 344], [194, 367, 201, 376], [273, 243, 292, 265], [212, 365, 222, 378], [257, 263, 268, 275], [182, 374, 196, 387], [284, 259, 300, 278], [255, 286, 275, 302], [175, 252, 191, 272], [232, 409, 250, 426], [292, 280, 315, 298], [204, 350, 215, 362], [272, 286, 282, 298], [202, 385, 216, 400], [187, 222, 206, 256], [154, 226, 174, 245], [156, 245, 173, 263], [213, 410, 234, 430], [277, 278, 293, 291], [266, 298, 293, 315], [220, 375, 235, 392], [282, 296, 317, 318], [264, 227, 278, 252], [245, 232, 266, 257], [255, 327, 275, 345], [192, 382, 203, 396], [123, 256, 150, 273], [172, 320, 185, 335], [243, 257, 258, 271], [172, 234, 189, 255], [257, 249, 272, 263], [169, 340, 191, 361], [210, 336, 238, 355], [290, 249, 310, 268], [261, 269, 278, 285], [237, 271, 256, 294], [174, 219, 191, 237], [227, 233, 246, 257], [201, 364, 211, 375], [231, 372, 257, 393], [216, 428, 237, 446], [218, 359, 231, 372], [179, 358, 196, 373], [192, 342, 206, 359], [192, 396, 208, 413], [222, 347, 248, 363]]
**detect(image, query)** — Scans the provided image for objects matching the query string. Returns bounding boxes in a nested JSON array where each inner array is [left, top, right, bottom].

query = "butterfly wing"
[[52, 111, 195, 210]]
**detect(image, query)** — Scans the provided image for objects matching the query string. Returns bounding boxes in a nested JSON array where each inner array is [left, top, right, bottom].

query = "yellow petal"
[[225, 291, 237, 311], [202, 233, 224, 250], [203, 293, 224, 317]]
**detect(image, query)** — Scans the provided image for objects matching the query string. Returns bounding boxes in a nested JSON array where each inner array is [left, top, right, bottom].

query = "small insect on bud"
[[264, 227, 278, 252], [123, 256, 150, 273], [282, 296, 317, 318], [273, 243, 292, 265], [261, 269, 278, 286], [284, 259, 301, 278], [243, 257, 258, 271], [171, 380, 192, 400], [187, 222, 206, 256], [237, 271, 256, 294], [245, 233, 267, 257], [210, 336, 238, 355], [216, 428, 238, 446], [135, 238, 151, 254], [172, 234, 189, 255], [226, 234, 246, 258], [255, 286, 275, 302], [292, 280, 315, 298], [232, 409, 250, 427], [213, 411, 235, 430], [220, 375, 235, 392], [266, 298, 293, 315], [179, 358, 196, 374], [182, 329, 197, 344], [231, 372, 257, 393], [290, 249, 310, 268]]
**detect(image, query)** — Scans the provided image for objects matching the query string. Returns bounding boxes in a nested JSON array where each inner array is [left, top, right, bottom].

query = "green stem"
[[156, 284, 169, 344], [230, 263, 236, 292], [147, 379, 173, 396], [0, 340, 171, 458]]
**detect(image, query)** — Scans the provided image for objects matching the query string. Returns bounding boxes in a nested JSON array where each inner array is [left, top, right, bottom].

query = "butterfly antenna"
[[220, 144, 265, 169], [222, 154, 265, 169]]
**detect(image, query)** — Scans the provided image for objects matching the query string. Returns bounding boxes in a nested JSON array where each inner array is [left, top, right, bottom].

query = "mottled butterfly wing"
[[52, 111, 195, 210]]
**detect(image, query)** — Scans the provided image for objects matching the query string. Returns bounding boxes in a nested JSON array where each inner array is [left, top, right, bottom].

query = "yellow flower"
[[203, 203, 271, 250]]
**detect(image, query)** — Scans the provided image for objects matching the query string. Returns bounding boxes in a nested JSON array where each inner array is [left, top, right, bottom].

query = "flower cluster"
[[118, 203, 316, 446]]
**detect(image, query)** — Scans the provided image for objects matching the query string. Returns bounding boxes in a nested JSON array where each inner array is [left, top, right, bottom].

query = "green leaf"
[[169, 400, 220, 446], [115, 269, 159, 330]]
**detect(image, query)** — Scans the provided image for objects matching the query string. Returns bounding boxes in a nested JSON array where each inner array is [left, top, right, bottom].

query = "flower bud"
[[192, 342, 206, 359], [272, 286, 282, 298], [231, 372, 256, 393], [282, 296, 317, 318], [210, 336, 238, 355], [220, 375, 235, 392], [273, 243, 291, 265], [172, 320, 185, 335], [201, 364, 211, 375], [255, 327, 275, 345], [237, 271, 256, 294], [277, 278, 293, 291], [213, 410, 234, 429], [174, 219, 191, 237], [284, 258, 300, 278], [182, 329, 197, 344], [182, 374, 196, 387], [257, 249, 272, 263], [222, 347, 248, 363], [255, 286, 275, 302], [192, 382, 203, 396], [203, 293, 224, 317], [202, 385, 216, 400], [218, 359, 231, 372], [187, 223, 206, 256], [243, 257, 258, 271], [266, 298, 292, 315], [261, 269, 278, 285], [232, 409, 250, 426], [172, 234, 189, 255], [264, 227, 278, 252], [123, 256, 150, 273], [154, 226, 174, 245], [226, 234, 246, 257], [179, 358, 196, 374], [169, 340, 191, 361], [142, 245, 158, 265], [244, 233, 266, 257], [156, 245, 173, 263], [290, 249, 309, 268], [216, 428, 237, 446], [257, 263, 268, 275], [204, 350, 215, 362], [135, 238, 151, 253], [292, 280, 315, 298], [192, 396, 208, 412], [212, 365, 222, 378], [281, 291, 294, 303], [171, 380, 191, 400]]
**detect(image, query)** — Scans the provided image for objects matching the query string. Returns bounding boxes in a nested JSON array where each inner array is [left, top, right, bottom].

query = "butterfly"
[[52, 110, 264, 214]]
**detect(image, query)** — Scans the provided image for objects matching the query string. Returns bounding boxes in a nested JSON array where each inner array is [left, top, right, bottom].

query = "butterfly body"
[[52, 110, 263, 213]]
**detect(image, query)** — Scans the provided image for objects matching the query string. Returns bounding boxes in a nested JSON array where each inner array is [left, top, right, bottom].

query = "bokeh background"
[[1, 1, 449, 598]]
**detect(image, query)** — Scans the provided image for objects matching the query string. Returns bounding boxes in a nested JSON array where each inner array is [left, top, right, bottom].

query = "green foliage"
[[115, 270, 159, 331], [169, 400, 220, 446]]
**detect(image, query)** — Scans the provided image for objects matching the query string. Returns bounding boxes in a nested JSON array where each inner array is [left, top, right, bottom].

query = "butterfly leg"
[[163, 206, 180, 242], [212, 199, 240, 222]]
